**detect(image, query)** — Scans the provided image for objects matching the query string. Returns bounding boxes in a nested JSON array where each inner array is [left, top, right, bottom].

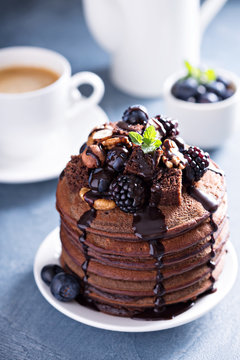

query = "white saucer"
[[34, 227, 238, 332], [0, 105, 109, 183]]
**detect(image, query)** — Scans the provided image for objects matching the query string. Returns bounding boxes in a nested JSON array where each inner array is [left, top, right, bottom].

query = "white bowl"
[[163, 69, 240, 149]]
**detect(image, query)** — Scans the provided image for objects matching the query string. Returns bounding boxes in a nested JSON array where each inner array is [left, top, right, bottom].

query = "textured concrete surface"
[[0, 1, 239, 359]]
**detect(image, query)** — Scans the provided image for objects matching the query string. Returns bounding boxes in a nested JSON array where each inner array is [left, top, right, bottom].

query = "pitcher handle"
[[200, 0, 227, 34]]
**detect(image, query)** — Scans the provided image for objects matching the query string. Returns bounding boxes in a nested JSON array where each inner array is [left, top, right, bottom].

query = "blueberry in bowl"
[[171, 61, 235, 104], [164, 63, 240, 149]]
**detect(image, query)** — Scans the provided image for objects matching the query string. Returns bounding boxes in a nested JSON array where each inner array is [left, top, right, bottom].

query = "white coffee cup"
[[83, 0, 227, 97], [0, 46, 105, 161], [163, 69, 240, 149]]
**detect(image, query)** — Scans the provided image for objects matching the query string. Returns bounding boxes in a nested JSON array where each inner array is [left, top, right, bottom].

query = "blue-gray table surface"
[[0, 1, 240, 359]]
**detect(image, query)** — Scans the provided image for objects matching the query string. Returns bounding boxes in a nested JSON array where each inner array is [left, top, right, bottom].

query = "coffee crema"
[[0, 66, 60, 94]]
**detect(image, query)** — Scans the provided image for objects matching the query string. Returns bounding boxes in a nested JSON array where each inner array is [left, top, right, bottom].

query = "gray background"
[[0, 0, 240, 359]]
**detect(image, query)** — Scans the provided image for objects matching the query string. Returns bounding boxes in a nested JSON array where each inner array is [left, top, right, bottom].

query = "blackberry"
[[122, 105, 148, 125], [154, 115, 179, 139], [183, 146, 209, 183], [109, 174, 145, 213]]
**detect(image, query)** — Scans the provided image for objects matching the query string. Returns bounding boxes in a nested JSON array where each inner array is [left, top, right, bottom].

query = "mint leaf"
[[184, 60, 217, 84], [129, 132, 143, 145], [142, 125, 157, 146], [129, 125, 162, 154], [141, 143, 156, 154], [184, 60, 193, 76], [143, 125, 157, 141], [205, 69, 216, 82], [154, 139, 162, 148]]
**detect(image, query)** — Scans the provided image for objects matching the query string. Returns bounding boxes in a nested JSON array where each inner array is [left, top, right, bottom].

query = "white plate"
[[34, 227, 238, 332], [0, 105, 108, 183]]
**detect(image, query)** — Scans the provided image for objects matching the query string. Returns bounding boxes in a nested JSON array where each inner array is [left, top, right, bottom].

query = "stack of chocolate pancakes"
[[56, 106, 228, 319]]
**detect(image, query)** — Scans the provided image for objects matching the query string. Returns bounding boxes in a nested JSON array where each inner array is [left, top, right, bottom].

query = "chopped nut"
[[102, 136, 131, 150], [79, 187, 116, 210], [87, 125, 113, 145], [82, 145, 105, 168], [92, 128, 113, 140], [79, 187, 90, 201], [162, 139, 187, 169], [93, 198, 116, 210]]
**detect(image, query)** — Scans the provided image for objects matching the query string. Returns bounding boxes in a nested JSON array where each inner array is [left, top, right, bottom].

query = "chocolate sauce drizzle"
[[187, 185, 219, 289], [86, 146, 101, 168], [208, 167, 224, 176], [133, 206, 168, 316], [77, 208, 96, 296], [131, 185, 220, 319]]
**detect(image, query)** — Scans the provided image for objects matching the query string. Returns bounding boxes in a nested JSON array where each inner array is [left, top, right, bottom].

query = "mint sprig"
[[129, 125, 162, 154], [184, 60, 216, 83]]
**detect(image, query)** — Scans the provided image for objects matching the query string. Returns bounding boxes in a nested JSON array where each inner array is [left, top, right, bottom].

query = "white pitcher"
[[83, 0, 227, 97]]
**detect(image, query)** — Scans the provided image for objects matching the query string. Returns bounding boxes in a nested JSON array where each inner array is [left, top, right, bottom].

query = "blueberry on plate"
[[172, 77, 198, 101], [198, 92, 219, 103], [122, 105, 148, 125], [41, 264, 63, 286], [50, 273, 81, 302]]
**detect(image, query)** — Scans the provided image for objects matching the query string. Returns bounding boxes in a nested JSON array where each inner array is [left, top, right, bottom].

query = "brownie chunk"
[[150, 168, 182, 206], [65, 155, 89, 192], [124, 147, 161, 181]]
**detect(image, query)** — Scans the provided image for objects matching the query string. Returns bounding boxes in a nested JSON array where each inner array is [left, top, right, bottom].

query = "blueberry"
[[205, 81, 226, 98], [122, 105, 148, 125], [217, 76, 231, 88], [222, 88, 234, 100], [89, 168, 114, 193], [50, 273, 81, 302], [79, 142, 87, 154], [41, 264, 63, 286], [172, 77, 198, 101], [106, 147, 129, 172], [186, 96, 196, 103], [197, 85, 206, 96], [198, 92, 219, 103]]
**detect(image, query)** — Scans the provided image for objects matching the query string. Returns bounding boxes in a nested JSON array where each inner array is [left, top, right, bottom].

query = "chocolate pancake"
[[55, 110, 228, 319]]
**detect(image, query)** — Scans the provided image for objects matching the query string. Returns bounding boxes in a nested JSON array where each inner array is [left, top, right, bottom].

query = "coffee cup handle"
[[66, 71, 104, 118]]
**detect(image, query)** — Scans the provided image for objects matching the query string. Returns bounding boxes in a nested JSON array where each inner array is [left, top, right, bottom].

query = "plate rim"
[[33, 227, 238, 332]]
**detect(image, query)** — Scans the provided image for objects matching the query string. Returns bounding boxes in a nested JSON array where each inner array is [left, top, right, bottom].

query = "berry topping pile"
[[172, 61, 235, 103], [63, 105, 212, 213]]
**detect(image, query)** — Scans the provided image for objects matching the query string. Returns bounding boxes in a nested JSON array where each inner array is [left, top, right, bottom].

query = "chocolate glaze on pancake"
[[56, 113, 228, 319]]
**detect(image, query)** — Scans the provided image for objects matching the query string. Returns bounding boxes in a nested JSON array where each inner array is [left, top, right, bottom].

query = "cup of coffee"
[[0, 46, 104, 161]]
